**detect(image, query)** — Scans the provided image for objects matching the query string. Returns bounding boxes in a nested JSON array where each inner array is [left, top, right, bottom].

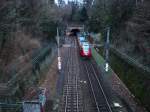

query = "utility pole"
[[91, 0, 95, 6], [104, 0, 105, 10], [105, 27, 110, 72], [136, 0, 138, 7], [57, 28, 61, 71]]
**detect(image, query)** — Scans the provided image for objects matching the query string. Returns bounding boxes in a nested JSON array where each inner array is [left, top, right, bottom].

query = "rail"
[[84, 62, 112, 112], [60, 37, 82, 112]]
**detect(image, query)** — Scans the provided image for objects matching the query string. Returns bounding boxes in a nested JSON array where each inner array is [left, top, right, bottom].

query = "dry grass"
[[0, 30, 41, 82]]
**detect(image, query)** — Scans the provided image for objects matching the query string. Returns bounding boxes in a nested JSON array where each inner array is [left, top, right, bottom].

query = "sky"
[[55, 0, 83, 4]]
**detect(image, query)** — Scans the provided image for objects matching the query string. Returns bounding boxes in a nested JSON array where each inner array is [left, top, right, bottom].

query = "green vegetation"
[[109, 51, 150, 111], [0, 0, 61, 102], [79, 7, 88, 22], [87, 0, 150, 68], [0, 0, 59, 51], [39, 18, 57, 40], [69, 5, 88, 23], [87, 1, 150, 109], [98, 47, 150, 111], [87, 0, 135, 32], [0, 0, 60, 79]]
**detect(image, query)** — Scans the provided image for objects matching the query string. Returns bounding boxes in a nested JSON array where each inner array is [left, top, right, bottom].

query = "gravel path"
[[110, 71, 147, 112]]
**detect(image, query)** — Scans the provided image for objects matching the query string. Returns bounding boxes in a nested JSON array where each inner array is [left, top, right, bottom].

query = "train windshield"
[[83, 42, 90, 51]]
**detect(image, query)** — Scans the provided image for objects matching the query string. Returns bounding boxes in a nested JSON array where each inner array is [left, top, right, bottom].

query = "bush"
[[39, 19, 57, 40]]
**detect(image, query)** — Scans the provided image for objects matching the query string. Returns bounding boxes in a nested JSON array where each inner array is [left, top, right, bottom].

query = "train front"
[[80, 42, 92, 58]]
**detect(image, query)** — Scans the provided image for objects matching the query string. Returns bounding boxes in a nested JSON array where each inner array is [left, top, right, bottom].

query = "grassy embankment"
[[92, 47, 150, 111]]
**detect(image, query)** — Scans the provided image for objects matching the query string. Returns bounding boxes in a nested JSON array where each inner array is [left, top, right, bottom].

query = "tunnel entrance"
[[70, 29, 80, 36], [66, 26, 84, 36]]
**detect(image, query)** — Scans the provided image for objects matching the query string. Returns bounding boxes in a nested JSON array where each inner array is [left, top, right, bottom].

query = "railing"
[[7, 45, 53, 86], [93, 44, 150, 75], [92, 46, 150, 112], [110, 45, 150, 74], [0, 44, 56, 101], [0, 44, 57, 111], [0, 101, 42, 112], [0, 102, 22, 112]]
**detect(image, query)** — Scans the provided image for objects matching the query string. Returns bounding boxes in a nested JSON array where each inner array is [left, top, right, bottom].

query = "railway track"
[[83, 61, 112, 112], [60, 37, 113, 112], [60, 37, 83, 112]]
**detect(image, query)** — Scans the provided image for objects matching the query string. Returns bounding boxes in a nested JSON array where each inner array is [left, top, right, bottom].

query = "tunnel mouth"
[[70, 29, 80, 36]]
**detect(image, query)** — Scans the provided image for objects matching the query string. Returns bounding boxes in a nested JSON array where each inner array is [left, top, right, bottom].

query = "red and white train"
[[77, 34, 92, 58], [80, 42, 92, 58]]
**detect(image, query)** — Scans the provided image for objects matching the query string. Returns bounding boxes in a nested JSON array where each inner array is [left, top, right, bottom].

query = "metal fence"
[[0, 43, 57, 111], [110, 45, 150, 75]]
